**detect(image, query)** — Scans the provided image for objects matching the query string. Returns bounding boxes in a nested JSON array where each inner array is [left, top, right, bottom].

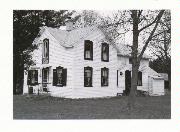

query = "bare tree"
[[75, 10, 167, 109], [127, 10, 165, 109], [149, 10, 171, 90]]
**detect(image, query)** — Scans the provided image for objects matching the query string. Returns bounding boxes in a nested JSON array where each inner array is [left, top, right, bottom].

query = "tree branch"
[[138, 10, 164, 33], [138, 10, 142, 18], [138, 10, 165, 61]]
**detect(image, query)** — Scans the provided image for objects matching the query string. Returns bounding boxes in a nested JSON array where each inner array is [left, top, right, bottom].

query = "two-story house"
[[23, 20, 165, 98]]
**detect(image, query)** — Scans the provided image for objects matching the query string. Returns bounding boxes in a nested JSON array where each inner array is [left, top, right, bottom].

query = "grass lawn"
[[13, 95, 171, 119]]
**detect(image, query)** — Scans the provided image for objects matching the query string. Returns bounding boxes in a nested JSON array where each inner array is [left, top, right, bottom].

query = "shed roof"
[[148, 68, 164, 79]]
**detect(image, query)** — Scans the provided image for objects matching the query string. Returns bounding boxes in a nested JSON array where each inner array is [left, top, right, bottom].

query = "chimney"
[[65, 17, 73, 31]]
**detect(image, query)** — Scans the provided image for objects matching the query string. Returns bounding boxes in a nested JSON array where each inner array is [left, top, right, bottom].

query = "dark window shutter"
[[47, 39, 49, 60], [90, 42, 93, 60], [107, 44, 109, 61], [27, 70, 31, 85], [101, 68, 103, 86], [107, 68, 109, 86], [91, 67, 93, 86], [84, 67, 87, 86], [62, 68, 67, 86], [117, 70, 118, 86], [84, 41, 87, 60], [53, 69, 57, 86], [35, 70, 38, 84], [101, 44, 103, 61]]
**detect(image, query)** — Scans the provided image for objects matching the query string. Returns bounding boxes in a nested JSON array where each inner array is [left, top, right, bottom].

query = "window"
[[42, 39, 49, 64], [101, 43, 109, 62], [84, 67, 93, 87], [84, 40, 93, 60], [129, 57, 132, 64], [101, 67, 109, 86], [27, 70, 38, 85], [53, 66, 67, 86], [42, 68, 49, 83], [137, 71, 142, 86], [57, 67, 63, 86]]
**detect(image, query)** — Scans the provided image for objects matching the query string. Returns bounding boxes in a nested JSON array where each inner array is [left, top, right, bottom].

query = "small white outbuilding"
[[148, 68, 164, 96]]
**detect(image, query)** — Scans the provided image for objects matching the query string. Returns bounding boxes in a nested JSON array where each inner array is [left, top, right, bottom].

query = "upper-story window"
[[101, 67, 109, 86], [101, 43, 109, 62], [27, 70, 38, 85], [137, 71, 142, 86], [42, 39, 49, 64], [84, 67, 93, 87], [84, 40, 93, 60]]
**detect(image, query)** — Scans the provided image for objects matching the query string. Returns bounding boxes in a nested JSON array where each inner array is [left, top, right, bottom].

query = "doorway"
[[125, 70, 131, 95]]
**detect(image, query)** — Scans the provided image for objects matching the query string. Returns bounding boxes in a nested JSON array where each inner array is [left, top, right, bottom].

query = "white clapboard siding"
[[24, 29, 74, 97], [151, 79, 165, 96], [72, 28, 119, 98], [117, 56, 150, 92]]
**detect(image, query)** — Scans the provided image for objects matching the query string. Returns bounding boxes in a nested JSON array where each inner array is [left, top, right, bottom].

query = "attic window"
[[84, 40, 93, 60], [101, 43, 109, 62]]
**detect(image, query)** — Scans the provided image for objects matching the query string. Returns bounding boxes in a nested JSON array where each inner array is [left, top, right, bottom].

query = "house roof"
[[117, 44, 150, 59], [44, 26, 100, 48], [38, 26, 150, 58]]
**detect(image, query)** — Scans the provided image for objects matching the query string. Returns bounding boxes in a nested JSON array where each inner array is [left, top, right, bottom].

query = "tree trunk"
[[128, 64, 139, 109], [127, 10, 140, 110]]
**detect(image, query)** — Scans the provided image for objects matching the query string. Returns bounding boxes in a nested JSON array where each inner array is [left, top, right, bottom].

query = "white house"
[[23, 21, 165, 98]]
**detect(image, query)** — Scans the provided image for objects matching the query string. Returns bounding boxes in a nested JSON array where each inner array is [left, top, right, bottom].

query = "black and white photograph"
[[13, 10, 171, 119], [2, 0, 180, 131]]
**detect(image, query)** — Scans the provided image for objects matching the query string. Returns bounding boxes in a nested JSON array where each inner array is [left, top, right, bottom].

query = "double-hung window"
[[42, 39, 49, 64], [101, 43, 109, 62], [27, 70, 38, 85], [84, 40, 93, 60], [84, 67, 93, 87], [101, 67, 109, 86], [53, 66, 67, 87], [42, 68, 49, 83]]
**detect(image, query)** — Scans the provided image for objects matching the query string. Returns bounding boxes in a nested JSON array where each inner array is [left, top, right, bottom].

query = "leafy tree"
[[13, 10, 74, 94]]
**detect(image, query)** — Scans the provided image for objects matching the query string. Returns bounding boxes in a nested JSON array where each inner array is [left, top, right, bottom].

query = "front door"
[[125, 70, 131, 95]]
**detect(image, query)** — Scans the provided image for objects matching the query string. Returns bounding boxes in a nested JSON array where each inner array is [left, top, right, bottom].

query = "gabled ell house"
[[23, 20, 165, 98]]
